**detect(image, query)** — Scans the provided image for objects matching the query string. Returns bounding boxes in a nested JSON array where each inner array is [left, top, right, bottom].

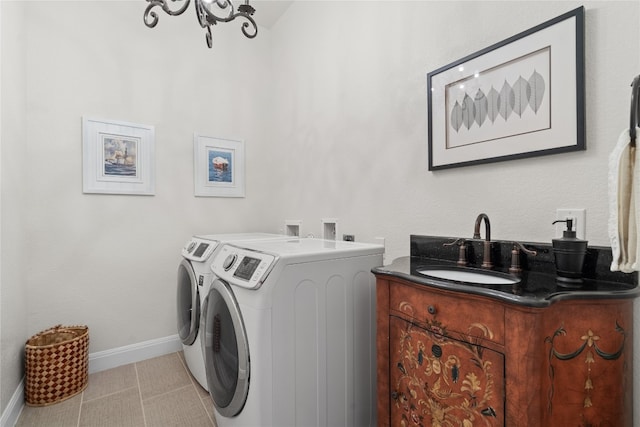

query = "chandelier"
[[143, 0, 257, 49]]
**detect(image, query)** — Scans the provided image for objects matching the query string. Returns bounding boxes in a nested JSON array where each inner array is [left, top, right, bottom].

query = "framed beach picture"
[[82, 117, 155, 194], [194, 134, 245, 197], [427, 7, 585, 170]]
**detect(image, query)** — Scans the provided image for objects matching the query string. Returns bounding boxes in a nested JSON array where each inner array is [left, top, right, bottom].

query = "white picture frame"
[[194, 134, 245, 198], [82, 117, 155, 195]]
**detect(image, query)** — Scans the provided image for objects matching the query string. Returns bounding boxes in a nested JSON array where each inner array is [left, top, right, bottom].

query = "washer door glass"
[[201, 279, 250, 418], [177, 259, 199, 345]]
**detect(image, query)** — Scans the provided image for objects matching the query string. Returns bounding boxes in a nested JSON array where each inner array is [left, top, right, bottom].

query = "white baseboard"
[[0, 334, 182, 427], [0, 380, 24, 427], [88, 334, 182, 374]]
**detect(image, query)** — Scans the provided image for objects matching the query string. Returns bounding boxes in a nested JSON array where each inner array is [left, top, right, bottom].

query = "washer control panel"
[[181, 237, 218, 262], [211, 244, 277, 289]]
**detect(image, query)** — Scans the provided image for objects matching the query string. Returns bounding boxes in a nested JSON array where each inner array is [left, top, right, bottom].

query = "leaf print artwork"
[[512, 76, 530, 117], [462, 94, 475, 130], [447, 66, 548, 136], [451, 101, 463, 132], [486, 87, 500, 123], [474, 89, 488, 127], [498, 80, 515, 121], [528, 69, 545, 113]]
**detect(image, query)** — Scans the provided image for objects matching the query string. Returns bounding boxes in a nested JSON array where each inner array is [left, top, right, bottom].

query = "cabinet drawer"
[[389, 281, 505, 345]]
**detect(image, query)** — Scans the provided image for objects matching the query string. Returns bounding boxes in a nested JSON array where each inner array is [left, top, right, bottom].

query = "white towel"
[[608, 127, 640, 272]]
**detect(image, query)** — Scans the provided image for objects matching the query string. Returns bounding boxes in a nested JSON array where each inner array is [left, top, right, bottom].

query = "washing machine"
[[177, 233, 286, 391], [201, 237, 384, 426]]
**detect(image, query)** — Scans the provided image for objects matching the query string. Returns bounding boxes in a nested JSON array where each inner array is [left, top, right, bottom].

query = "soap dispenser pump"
[[552, 219, 588, 286]]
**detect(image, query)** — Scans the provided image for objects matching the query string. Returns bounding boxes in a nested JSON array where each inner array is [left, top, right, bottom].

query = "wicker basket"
[[25, 325, 89, 406]]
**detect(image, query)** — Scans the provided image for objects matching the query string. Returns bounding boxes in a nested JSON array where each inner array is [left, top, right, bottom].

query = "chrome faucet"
[[473, 213, 493, 269]]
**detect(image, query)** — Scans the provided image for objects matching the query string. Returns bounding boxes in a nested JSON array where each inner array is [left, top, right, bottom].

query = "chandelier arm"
[[144, 0, 192, 28], [194, 0, 210, 29], [215, 0, 232, 10], [239, 16, 258, 39], [205, 26, 213, 48], [199, 0, 258, 40]]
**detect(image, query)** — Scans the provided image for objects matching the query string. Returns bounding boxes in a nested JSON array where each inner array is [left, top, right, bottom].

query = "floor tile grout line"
[[81, 385, 140, 404], [198, 390, 216, 426], [141, 384, 195, 403], [176, 352, 191, 381], [176, 351, 216, 426], [176, 351, 202, 390], [137, 352, 197, 403], [134, 362, 148, 427], [76, 390, 84, 427]]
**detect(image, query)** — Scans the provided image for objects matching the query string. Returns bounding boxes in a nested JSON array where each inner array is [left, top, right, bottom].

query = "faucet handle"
[[513, 241, 537, 256], [443, 238, 468, 266], [443, 237, 465, 247], [509, 242, 537, 275]]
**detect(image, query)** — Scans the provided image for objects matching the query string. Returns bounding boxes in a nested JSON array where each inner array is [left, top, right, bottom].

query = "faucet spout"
[[473, 213, 493, 268]]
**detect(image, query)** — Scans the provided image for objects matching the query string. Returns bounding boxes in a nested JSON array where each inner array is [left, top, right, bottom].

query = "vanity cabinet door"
[[541, 300, 634, 427], [389, 316, 505, 427]]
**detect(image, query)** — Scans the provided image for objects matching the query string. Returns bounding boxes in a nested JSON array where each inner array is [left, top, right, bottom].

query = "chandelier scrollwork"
[[143, 0, 258, 49]]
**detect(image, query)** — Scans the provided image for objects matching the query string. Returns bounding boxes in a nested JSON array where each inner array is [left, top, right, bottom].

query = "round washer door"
[[177, 258, 199, 345], [201, 279, 250, 418]]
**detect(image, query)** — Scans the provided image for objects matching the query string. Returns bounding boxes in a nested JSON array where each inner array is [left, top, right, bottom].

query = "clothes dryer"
[[201, 238, 384, 426], [177, 233, 286, 391]]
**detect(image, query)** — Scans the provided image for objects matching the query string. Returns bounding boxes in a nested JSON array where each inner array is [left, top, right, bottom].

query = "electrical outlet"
[[555, 209, 586, 239]]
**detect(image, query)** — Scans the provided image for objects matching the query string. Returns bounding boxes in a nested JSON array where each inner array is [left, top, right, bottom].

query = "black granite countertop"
[[372, 235, 640, 308]]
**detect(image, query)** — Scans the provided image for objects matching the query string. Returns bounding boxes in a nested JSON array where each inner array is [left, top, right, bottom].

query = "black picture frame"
[[427, 6, 585, 171]]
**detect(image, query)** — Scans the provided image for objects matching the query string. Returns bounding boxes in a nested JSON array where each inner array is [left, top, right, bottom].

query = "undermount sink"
[[417, 266, 520, 285]]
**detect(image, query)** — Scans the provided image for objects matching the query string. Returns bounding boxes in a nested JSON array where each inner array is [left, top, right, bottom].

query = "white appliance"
[[201, 238, 384, 426], [177, 233, 286, 391]]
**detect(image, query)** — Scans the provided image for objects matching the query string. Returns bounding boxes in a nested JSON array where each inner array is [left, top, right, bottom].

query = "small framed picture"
[[427, 7, 585, 170], [194, 134, 245, 197], [82, 117, 155, 195]]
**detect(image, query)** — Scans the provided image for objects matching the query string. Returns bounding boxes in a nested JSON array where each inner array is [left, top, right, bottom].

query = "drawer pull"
[[428, 305, 437, 315]]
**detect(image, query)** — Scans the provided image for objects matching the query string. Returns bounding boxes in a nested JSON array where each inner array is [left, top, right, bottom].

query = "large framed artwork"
[[427, 7, 585, 170], [82, 117, 155, 195], [194, 134, 245, 197]]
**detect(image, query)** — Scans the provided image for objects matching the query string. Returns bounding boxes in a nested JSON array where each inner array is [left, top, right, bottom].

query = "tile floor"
[[16, 352, 217, 427]]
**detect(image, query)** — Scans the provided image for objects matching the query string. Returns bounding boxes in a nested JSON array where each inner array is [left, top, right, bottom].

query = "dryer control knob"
[[223, 254, 237, 271]]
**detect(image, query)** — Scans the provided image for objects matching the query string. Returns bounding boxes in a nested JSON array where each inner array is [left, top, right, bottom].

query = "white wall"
[[1, 0, 640, 424], [1, 0, 280, 415], [269, 1, 640, 425], [270, 0, 640, 257], [0, 0, 28, 415], [22, 0, 284, 346]]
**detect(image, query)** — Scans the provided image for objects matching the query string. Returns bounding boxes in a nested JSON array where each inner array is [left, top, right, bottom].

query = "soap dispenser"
[[552, 219, 588, 286]]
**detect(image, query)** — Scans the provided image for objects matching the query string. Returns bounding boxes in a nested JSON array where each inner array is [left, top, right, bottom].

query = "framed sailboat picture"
[[82, 117, 155, 195], [427, 7, 585, 170], [194, 134, 245, 197]]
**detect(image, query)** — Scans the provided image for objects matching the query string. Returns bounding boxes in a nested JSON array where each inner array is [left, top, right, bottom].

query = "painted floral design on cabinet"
[[389, 313, 504, 427], [544, 321, 627, 422]]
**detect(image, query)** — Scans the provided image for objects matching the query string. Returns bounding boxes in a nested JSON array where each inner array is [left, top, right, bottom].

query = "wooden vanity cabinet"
[[376, 276, 635, 427]]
